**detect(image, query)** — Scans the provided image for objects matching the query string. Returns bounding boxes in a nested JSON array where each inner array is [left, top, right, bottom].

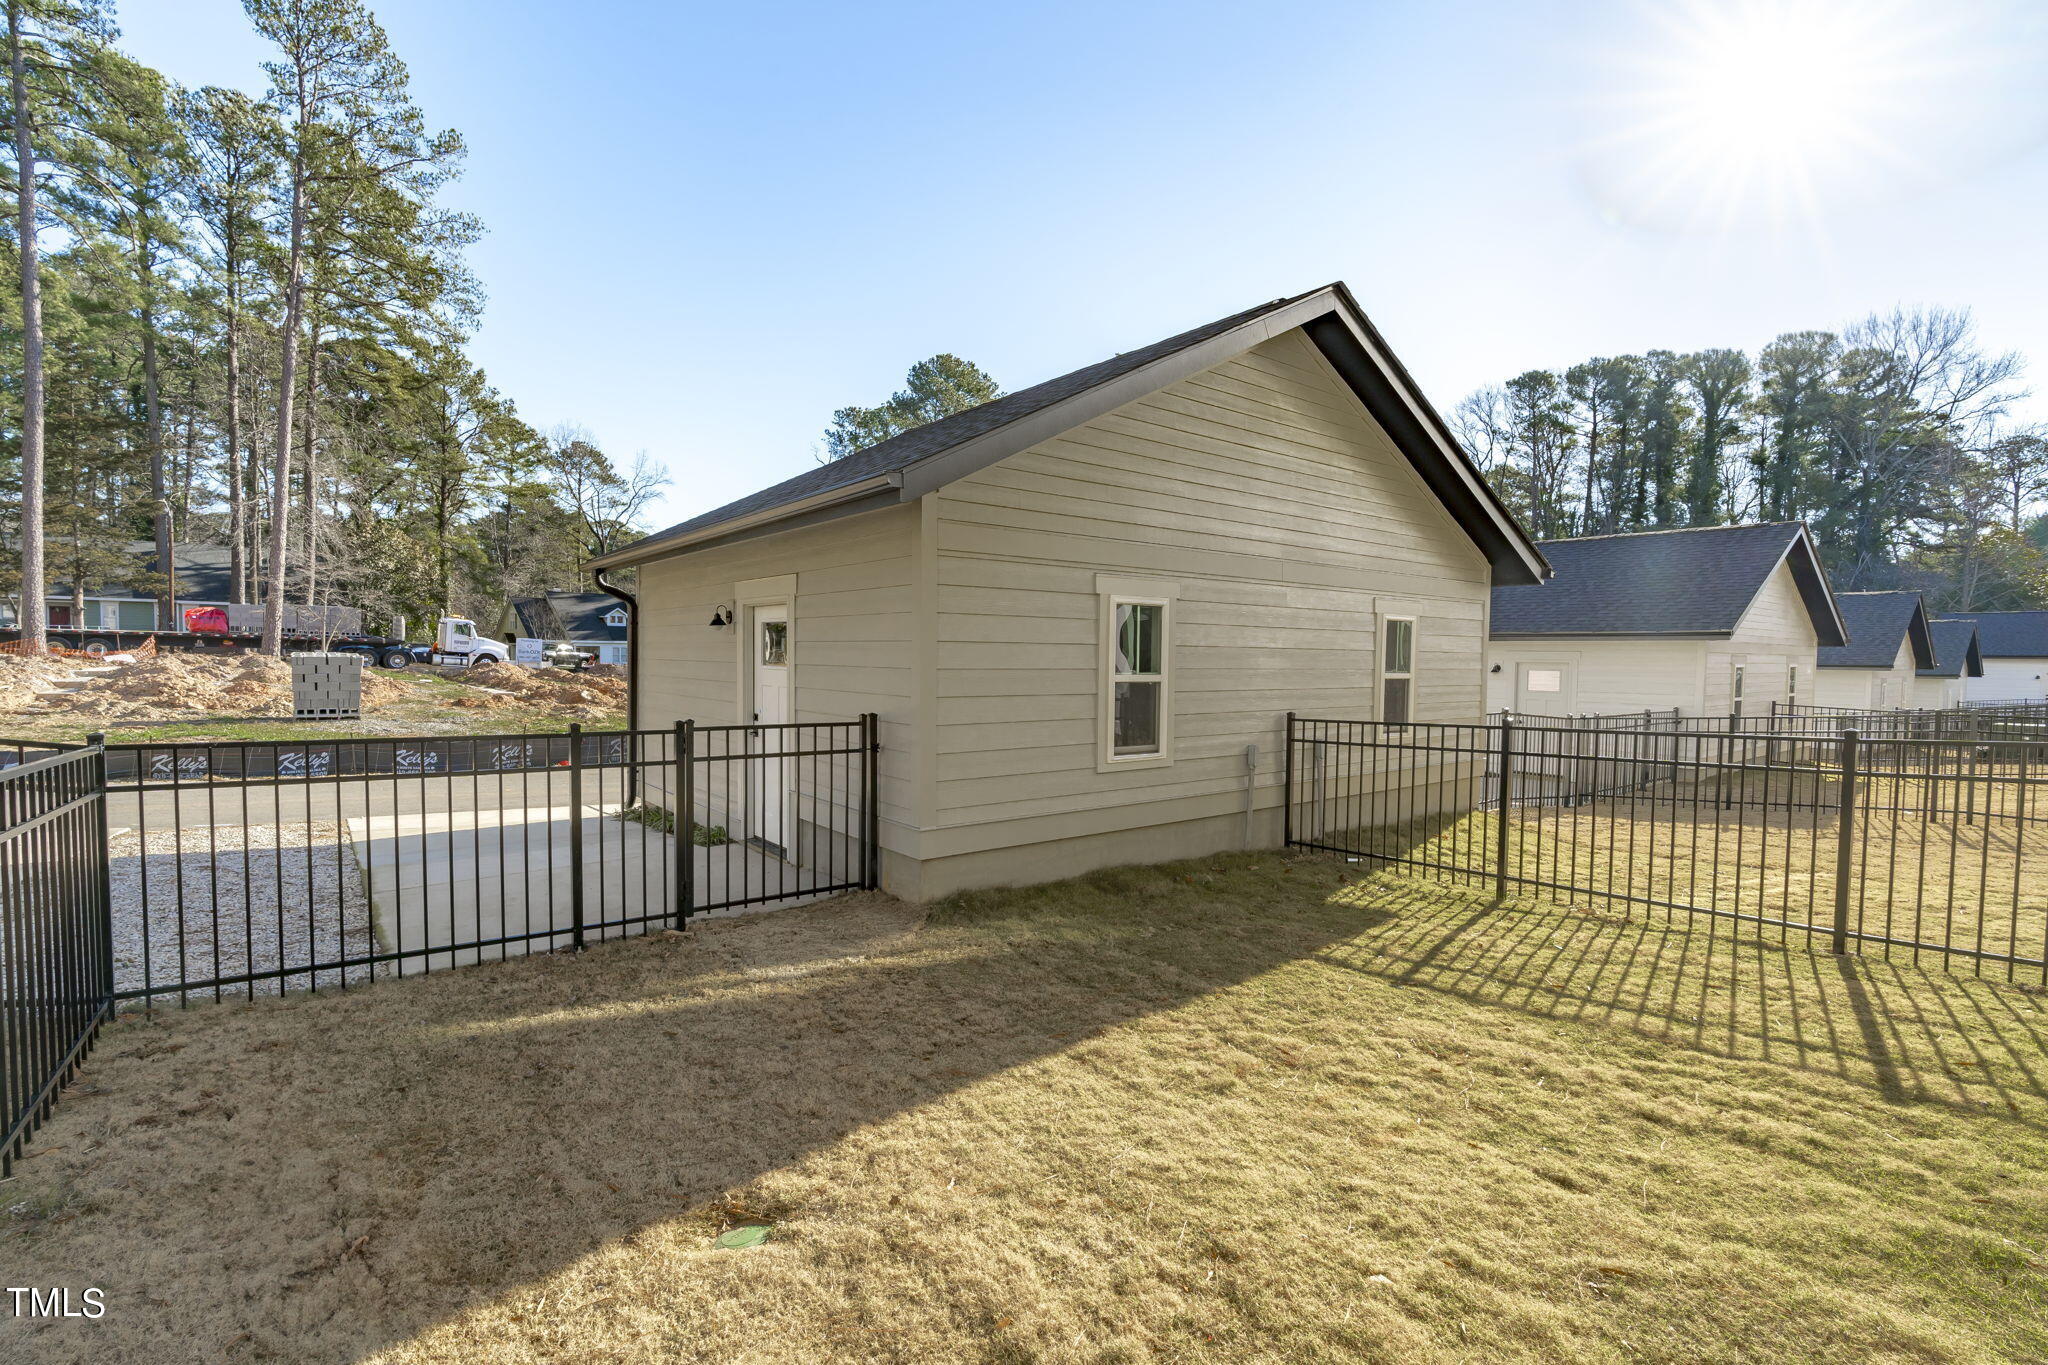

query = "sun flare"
[[1578, 0, 2039, 234]]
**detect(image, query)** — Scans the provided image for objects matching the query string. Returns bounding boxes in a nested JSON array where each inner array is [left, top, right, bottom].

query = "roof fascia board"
[[1303, 290, 1548, 586], [1782, 528, 1848, 647], [1905, 600, 1936, 669], [588, 474, 900, 570]]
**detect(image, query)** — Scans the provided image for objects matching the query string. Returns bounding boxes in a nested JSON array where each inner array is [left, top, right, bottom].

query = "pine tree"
[[822, 354, 1002, 461], [3, 0, 114, 649]]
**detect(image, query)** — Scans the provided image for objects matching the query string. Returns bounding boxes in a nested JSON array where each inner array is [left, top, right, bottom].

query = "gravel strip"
[[109, 821, 388, 1004]]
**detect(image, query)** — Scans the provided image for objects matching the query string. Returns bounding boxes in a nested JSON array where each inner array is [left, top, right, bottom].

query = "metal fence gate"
[[1, 747, 113, 1175]]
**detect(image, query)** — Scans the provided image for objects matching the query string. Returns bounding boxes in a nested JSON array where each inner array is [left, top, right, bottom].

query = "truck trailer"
[[0, 609, 511, 670]]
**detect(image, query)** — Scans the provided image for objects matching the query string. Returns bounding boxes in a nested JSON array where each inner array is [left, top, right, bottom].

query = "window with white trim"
[[1380, 616, 1416, 723], [604, 607, 628, 627], [1110, 599, 1167, 757], [1788, 664, 1798, 706], [1731, 663, 1746, 719]]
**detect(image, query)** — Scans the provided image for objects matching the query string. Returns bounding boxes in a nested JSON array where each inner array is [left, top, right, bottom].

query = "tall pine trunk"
[[260, 129, 307, 654], [9, 2, 45, 651], [226, 308, 246, 601], [299, 321, 320, 606], [142, 263, 173, 629]]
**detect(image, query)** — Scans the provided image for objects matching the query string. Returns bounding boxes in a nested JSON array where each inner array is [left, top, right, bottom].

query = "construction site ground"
[[0, 652, 629, 744]]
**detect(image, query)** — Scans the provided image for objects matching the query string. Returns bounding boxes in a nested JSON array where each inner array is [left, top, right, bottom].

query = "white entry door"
[[749, 605, 791, 855], [1515, 661, 1577, 717]]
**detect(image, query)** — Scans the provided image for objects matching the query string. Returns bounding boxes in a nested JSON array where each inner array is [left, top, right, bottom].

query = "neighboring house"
[[1813, 591, 1936, 710], [1485, 523, 1844, 718], [1914, 618, 1983, 709], [0, 543, 233, 634], [511, 591, 632, 665], [1935, 611, 2048, 702], [588, 282, 1548, 900]]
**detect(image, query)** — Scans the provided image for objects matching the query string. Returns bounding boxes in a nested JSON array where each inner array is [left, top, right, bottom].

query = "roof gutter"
[[591, 567, 639, 734]]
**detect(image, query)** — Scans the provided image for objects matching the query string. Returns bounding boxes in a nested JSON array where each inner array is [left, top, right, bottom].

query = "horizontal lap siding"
[[1814, 637, 1921, 710], [932, 329, 1490, 831], [1968, 658, 2048, 702], [634, 505, 917, 828], [1707, 561, 1820, 716], [1484, 639, 1707, 716]]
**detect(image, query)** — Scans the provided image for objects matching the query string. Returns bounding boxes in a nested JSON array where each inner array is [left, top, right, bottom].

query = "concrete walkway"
[[344, 801, 840, 971]]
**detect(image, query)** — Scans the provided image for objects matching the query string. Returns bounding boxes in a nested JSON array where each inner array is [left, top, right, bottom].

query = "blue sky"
[[119, 0, 2048, 532]]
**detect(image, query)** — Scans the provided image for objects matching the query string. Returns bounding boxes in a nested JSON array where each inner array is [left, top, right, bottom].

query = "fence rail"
[[1, 746, 113, 1176], [1285, 715, 2047, 983]]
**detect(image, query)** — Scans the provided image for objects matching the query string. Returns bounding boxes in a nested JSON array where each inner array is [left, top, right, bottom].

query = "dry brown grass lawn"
[[4, 854, 2048, 1363]]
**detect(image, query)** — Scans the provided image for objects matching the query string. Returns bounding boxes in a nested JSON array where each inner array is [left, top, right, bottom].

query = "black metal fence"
[[1284, 715, 2047, 983], [100, 717, 879, 1006], [1771, 699, 2048, 741], [1, 746, 113, 1176]]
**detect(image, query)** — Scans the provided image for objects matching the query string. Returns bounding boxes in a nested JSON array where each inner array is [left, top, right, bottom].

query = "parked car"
[[542, 641, 597, 670]]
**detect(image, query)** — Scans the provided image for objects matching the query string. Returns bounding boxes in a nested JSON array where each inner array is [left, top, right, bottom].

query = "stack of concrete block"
[[292, 651, 364, 719]]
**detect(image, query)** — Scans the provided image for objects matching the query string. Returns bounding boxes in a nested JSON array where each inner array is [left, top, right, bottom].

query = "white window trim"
[[1379, 614, 1417, 724], [1096, 574, 1178, 774], [603, 607, 628, 627]]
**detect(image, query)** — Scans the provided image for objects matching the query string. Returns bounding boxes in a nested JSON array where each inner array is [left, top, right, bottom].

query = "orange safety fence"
[[1, 633, 159, 659]]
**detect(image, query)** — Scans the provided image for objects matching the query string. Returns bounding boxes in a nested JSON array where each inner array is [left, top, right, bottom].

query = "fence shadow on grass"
[[1315, 872, 2048, 1126], [0, 855, 1394, 1365]]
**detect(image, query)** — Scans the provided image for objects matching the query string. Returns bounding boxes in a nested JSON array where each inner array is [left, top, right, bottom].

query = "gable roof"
[[1920, 619, 1984, 678], [1935, 610, 2048, 658], [1819, 591, 1934, 669], [585, 282, 1548, 585], [1488, 523, 1845, 644], [512, 592, 630, 643]]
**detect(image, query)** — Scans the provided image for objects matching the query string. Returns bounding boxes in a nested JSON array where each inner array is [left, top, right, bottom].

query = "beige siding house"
[[1485, 524, 1844, 719], [588, 283, 1546, 899], [1812, 592, 1935, 709], [1912, 619, 1983, 709]]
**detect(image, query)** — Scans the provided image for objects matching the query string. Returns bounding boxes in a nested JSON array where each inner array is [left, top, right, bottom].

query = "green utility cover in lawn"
[[716, 1224, 771, 1250]]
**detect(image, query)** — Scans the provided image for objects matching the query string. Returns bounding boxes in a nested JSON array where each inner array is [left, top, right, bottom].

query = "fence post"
[[88, 733, 113, 1005], [1494, 715, 1515, 903], [675, 719, 694, 928], [1282, 712, 1296, 848], [864, 712, 881, 889], [568, 722, 585, 952], [1831, 727, 1859, 955]]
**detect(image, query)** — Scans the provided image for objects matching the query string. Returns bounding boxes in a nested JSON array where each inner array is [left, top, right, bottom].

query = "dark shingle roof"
[[46, 542, 233, 603], [611, 291, 1321, 560], [1935, 611, 2048, 658], [1819, 592, 1932, 670], [1920, 619, 1983, 678], [513, 592, 629, 643], [1489, 523, 1841, 641]]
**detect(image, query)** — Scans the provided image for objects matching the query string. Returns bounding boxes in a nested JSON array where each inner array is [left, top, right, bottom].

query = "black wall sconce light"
[[709, 604, 733, 629]]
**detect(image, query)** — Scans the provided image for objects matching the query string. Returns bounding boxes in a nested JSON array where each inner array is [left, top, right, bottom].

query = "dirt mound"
[[462, 660, 627, 719], [0, 652, 91, 715], [39, 653, 410, 721], [582, 663, 626, 681]]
